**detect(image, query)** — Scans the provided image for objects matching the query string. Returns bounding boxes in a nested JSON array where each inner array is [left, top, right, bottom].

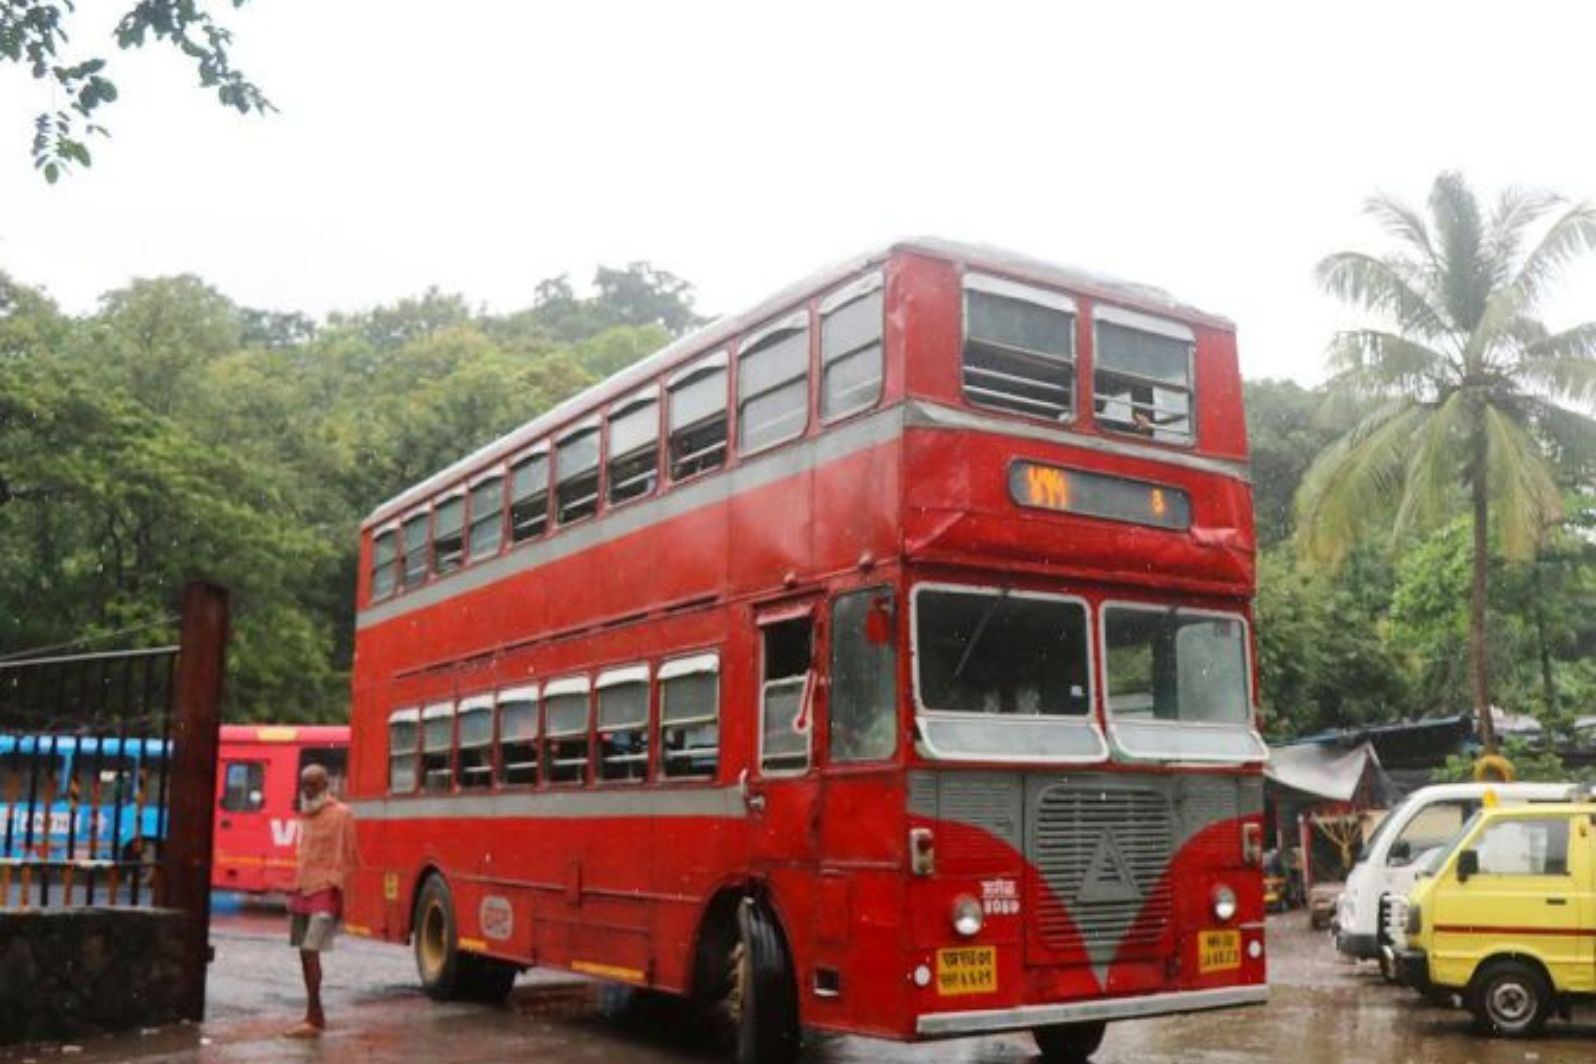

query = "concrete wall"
[[0, 908, 188, 1045]]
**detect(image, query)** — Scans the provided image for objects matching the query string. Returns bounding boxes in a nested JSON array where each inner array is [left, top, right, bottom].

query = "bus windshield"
[[912, 586, 1104, 761], [1103, 605, 1249, 724]]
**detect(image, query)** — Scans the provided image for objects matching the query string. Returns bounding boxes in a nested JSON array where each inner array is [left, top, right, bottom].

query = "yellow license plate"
[[935, 945, 997, 996], [1198, 930, 1241, 972]]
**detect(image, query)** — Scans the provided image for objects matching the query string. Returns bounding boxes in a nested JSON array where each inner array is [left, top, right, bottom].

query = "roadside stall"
[[1265, 742, 1390, 926]]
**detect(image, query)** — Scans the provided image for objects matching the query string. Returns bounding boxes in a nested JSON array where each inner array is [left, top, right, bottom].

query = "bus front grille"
[[1030, 786, 1175, 958]]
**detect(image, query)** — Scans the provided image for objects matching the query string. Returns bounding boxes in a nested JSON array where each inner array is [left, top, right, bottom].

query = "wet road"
[[3, 909, 1590, 1063]]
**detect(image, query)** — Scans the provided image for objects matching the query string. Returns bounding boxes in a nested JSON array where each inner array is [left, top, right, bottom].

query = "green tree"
[[1245, 379, 1348, 547], [2, 0, 271, 180], [1296, 173, 1596, 753]]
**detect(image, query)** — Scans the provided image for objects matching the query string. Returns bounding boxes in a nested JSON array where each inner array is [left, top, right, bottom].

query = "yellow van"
[[1394, 796, 1593, 1036]]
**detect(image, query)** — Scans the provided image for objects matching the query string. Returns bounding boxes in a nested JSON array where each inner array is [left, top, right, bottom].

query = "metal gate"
[[0, 582, 228, 1022]]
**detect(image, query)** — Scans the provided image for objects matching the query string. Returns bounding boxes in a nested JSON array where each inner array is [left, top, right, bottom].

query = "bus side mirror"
[[1456, 850, 1479, 882]]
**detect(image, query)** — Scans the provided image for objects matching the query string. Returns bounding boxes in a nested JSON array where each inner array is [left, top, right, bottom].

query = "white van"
[[1332, 781, 1571, 975]]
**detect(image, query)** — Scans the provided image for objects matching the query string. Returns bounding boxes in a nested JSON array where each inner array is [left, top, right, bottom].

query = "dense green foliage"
[[0, 264, 701, 720], [2, 0, 271, 180]]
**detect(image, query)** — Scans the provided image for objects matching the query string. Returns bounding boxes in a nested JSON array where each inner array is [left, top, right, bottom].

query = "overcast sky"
[[2, 1, 1592, 384]]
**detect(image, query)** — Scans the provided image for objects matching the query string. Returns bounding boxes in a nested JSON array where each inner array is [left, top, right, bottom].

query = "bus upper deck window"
[[607, 389, 660, 506], [371, 527, 399, 600], [738, 312, 810, 454], [555, 423, 601, 526], [820, 274, 884, 423], [962, 274, 1076, 422], [400, 510, 430, 590], [667, 352, 728, 481], [468, 473, 505, 560], [1093, 308, 1195, 445], [432, 492, 465, 575], [509, 448, 550, 543]]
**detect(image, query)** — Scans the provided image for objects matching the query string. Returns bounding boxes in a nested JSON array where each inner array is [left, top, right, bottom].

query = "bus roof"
[[362, 237, 1233, 531]]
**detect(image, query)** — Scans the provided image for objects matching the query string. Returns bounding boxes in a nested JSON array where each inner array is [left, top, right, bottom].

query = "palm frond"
[[1510, 201, 1596, 310], [1428, 172, 1492, 332], [1324, 330, 1450, 395], [1515, 324, 1596, 404], [1393, 391, 1468, 539], [1295, 401, 1429, 569], [1484, 186, 1563, 285], [1524, 397, 1596, 478], [1364, 192, 1439, 267], [1315, 252, 1452, 339], [1481, 400, 1562, 560]]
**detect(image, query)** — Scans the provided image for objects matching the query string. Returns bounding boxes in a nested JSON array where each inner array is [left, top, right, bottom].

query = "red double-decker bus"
[[345, 238, 1268, 1063]]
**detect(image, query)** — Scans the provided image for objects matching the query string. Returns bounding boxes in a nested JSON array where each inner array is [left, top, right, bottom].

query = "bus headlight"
[[1212, 885, 1238, 923], [951, 895, 984, 937]]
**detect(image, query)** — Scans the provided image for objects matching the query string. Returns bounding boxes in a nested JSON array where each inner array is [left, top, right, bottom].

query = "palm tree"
[[1297, 172, 1596, 754]]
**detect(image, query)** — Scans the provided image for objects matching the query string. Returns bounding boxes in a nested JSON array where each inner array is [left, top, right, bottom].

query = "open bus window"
[[220, 761, 265, 812], [597, 666, 650, 782], [496, 689, 538, 786], [555, 424, 601, 526], [388, 708, 420, 793], [421, 703, 455, 793], [74, 757, 138, 805], [454, 699, 494, 789], [829, 588, 897, 763], [468, 474, 505, 560], [738, 314, 810, 454], [667, 352, 728, 481], [1103, 606, 1249, 725], [544, 679, 591, 785], [820, 274, 884, 423], [432, 492, 465, 575], [371, 527, 398, 600], [401, 510, 430, 589], [962, 275, 1075, 422], [607, 389, 660, 506], [1094, 311, 1194, 445], [660, 654, 719, 780], [509, 449, 550, 543], [760, 616, 812, 774]]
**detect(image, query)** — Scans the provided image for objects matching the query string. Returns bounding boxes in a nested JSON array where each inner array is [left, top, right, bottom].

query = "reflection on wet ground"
[[1, 910, 1590, 1063]]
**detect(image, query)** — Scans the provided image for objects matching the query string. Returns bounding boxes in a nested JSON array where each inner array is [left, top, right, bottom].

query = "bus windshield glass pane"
[[915, 589, 1089, 716], [1103, 607, 1249, 724]]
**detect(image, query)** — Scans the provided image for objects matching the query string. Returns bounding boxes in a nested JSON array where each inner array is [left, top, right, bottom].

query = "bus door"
[[812, 585, 901, 1020], [215, 748, 270, 892], [748, 600, 821, 871]]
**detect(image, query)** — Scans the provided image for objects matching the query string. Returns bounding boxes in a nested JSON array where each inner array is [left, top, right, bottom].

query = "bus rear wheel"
[[731, 899, 799, 1064], [413, 875, 516, 1002], [1033, 1020, 1108, 1063]]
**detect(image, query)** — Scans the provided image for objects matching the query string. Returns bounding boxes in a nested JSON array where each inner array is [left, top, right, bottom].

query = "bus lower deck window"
[[456, 703, 494, 789], [662, 655, 719, 779], [544, 687, 591, 784], [597, 674, 649, 782], [496, 693, 538, 786], [760, 617, 812, 773]]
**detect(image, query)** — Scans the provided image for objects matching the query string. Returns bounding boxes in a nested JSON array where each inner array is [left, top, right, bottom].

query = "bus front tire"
[[733, 898, 799, 1064], [413, 875, 516, 1003], [1469, 959, 1552, 1037], [1033, 1020, 1108, 1063]]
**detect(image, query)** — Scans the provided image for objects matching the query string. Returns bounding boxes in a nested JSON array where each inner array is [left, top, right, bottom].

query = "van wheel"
[[1469, 960, 1552, 1037], [732, 899, 799, 1064], [1033, 1021, 1107, 1062]]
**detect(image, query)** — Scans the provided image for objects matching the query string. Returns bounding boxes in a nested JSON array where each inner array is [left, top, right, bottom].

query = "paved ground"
[[3, 907, 1591, 1063]]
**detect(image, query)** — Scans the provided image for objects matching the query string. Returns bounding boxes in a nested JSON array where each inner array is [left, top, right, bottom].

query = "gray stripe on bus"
[[347, 786, 748, 822]]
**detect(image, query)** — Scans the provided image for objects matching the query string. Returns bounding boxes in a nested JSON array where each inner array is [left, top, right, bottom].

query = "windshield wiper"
[[953, 589, 1009, 680]]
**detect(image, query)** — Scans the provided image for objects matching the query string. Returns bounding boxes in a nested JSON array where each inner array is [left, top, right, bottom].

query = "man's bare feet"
[[283, 1021, 324, 1039]]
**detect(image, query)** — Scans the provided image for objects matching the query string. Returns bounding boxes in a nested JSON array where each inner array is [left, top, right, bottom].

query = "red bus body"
[[346, 239, 1267, 1045], [212, 724, 349, 894]]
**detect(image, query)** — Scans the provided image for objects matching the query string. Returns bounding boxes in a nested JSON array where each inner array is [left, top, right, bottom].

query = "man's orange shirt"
[[295, 799, 357, 895]]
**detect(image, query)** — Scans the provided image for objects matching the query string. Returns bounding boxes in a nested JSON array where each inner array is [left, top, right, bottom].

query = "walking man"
[[285, 763, 357, 1038]]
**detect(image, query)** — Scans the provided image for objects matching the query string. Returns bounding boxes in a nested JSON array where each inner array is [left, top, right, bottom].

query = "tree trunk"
[[1470, 443, 1498, 755], [1531, 563, 1558, 722]]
